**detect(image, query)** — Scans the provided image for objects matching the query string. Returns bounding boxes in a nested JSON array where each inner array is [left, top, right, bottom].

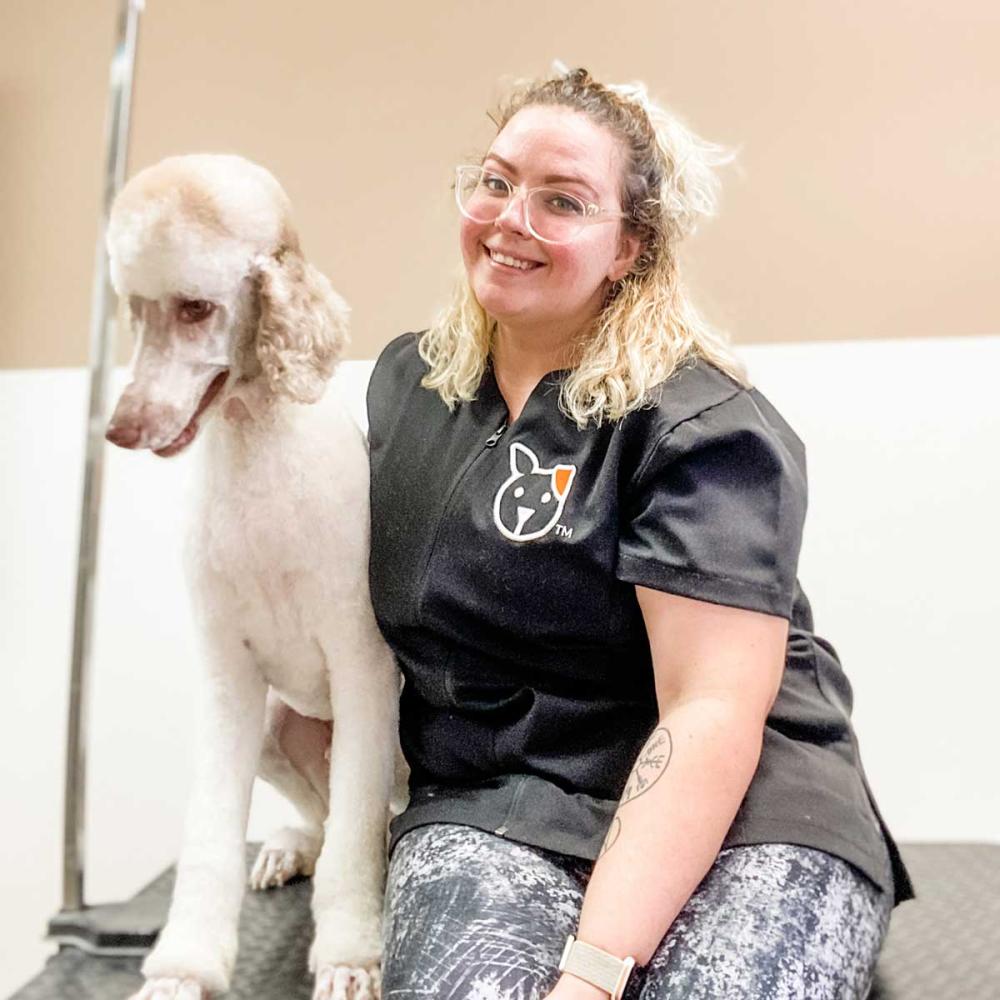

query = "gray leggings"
[[381, 822, 891, 1000]]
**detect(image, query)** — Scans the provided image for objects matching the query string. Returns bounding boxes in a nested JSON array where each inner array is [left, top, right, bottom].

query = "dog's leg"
[[251, 689, 330, 889], [308, 622, 399, 1000], [129, 632, 267, 1000]]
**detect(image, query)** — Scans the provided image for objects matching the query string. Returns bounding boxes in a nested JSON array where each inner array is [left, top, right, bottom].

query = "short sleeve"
[[616, 391, 807, 619]]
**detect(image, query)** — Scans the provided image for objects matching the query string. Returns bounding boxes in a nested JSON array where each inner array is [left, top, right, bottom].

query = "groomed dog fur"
[[105, 153, 408, 1000]]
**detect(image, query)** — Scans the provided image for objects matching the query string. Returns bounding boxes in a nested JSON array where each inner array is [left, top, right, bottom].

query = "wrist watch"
[[558, 933, 637, 999]]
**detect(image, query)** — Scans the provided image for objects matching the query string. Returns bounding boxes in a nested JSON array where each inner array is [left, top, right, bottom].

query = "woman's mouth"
[[484, 245, 544, 272]]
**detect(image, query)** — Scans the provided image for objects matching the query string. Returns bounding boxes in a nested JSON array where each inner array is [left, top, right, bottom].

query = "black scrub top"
[[367, 331, 914, 908]]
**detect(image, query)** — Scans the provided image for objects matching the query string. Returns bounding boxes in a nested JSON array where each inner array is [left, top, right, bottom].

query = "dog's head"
[[104, 153, 349, 457]]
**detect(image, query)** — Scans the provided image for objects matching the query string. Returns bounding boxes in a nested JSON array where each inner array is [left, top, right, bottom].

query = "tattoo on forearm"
[[620, 726, 673, 806], [597, 726, 674, 859]]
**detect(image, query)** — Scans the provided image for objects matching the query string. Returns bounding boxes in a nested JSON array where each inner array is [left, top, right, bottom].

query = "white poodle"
[[104, 153, 408, 1000]]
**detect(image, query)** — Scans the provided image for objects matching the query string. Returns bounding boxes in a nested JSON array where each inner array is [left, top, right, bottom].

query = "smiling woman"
[[457, 104, 639, 379], [417, 68, 749, 430], [367, 66, 913, 1000]]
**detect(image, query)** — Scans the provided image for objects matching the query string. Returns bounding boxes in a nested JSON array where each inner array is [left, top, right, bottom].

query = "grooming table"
[[865, 843, 999, 999], [9, 843, 999, 999], [12, 846, 313, 1000]]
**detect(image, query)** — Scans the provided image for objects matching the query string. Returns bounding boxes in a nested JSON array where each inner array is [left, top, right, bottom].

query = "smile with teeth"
[[486, 246, 542, 271]]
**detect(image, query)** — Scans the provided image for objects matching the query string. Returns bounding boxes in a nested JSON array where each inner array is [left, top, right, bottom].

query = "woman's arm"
[[546, 586, 789, 999]]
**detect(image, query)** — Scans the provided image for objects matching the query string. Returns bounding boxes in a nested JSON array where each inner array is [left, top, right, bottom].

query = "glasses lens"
[[525, 189, 587, 244], [454, 168, 591, 244], [456, 167, 509, 223]]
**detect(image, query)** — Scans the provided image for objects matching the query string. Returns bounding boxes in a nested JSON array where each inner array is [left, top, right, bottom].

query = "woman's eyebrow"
[[484, 153, 599, 199]]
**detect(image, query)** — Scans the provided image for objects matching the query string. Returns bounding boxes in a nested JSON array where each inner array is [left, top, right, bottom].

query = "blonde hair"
[[418, 66, 751, 428]]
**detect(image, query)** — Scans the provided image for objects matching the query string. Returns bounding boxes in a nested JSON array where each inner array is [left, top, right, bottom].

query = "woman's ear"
[[607, 230, 642, 283], [253, 246, 350, 403]]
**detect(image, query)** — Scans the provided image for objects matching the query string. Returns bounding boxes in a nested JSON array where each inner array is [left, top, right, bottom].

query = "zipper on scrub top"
[[485, 422, 508, 448]]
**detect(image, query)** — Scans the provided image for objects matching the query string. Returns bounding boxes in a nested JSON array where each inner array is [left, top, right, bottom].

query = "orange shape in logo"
[[554, 465, 574, 497]]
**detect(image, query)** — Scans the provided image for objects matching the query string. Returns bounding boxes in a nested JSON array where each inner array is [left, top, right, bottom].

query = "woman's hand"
[[541, 973, 609, 1000]]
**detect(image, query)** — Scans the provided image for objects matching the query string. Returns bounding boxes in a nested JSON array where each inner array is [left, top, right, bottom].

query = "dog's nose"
[[105, 422, 142, 448]]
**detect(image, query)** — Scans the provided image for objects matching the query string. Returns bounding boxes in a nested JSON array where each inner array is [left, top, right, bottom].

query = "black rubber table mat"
[[866, 843, 999, 999], [9, 842, 1000, 999], [11, 845, 314, 1000]]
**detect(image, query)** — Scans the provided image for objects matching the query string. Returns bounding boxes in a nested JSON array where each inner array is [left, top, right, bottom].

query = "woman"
[[366, 66, 913, 1000]]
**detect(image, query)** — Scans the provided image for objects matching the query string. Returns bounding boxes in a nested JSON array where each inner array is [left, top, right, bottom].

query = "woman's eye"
[[482, 174, 511, 196], [542, 192, 585, 216], [178, 300, 214, 323]]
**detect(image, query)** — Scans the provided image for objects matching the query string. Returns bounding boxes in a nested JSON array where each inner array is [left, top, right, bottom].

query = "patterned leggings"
[[381, 823, 891, 1000]]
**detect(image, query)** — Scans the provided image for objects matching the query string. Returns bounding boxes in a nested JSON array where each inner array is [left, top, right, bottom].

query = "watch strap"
[[558, 934, 637, 999]]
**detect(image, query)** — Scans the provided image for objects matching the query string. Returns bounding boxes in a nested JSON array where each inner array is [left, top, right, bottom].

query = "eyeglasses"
[[454, 165, 626, 245]]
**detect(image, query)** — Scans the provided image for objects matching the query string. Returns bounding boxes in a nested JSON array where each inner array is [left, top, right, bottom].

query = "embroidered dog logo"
[[493, 442, 576, 541]]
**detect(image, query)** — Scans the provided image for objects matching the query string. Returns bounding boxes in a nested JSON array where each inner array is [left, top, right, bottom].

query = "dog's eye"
[[178, 299, 215, 324]]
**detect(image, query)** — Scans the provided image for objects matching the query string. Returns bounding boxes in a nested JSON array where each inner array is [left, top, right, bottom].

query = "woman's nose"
[[493, 190, 531, 237]]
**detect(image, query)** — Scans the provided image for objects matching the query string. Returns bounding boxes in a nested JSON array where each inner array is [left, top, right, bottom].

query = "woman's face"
[[460, 104, 639, 340]]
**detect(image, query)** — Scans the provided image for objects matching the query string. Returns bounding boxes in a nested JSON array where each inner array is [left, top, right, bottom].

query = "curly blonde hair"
[[418, 66, 751, 428]]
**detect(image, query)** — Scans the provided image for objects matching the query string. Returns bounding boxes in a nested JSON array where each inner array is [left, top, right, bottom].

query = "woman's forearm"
[[573, 698, 766, 968]]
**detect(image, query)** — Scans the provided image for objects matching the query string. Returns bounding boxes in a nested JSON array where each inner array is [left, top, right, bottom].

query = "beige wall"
[[3, 0, 997, 369]]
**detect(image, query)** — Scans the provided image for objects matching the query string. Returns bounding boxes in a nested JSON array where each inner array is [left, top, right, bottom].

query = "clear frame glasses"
[[454, 164, 626, 245]]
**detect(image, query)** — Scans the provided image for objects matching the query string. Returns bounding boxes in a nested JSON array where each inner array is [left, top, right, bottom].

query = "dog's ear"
[[253, 246, 350, 403]]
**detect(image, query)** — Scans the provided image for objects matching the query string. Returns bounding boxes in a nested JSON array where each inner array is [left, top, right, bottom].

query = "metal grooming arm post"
[[60, 0, 144, 918]]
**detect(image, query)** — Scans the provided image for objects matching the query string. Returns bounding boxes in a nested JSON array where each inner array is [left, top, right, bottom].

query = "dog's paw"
[[249, 826, 321, 890], [309, 904, 383, 977], [312, 962, 381, 1000], [140, 926, 233, 995], [128, 977, 206, 1000]]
